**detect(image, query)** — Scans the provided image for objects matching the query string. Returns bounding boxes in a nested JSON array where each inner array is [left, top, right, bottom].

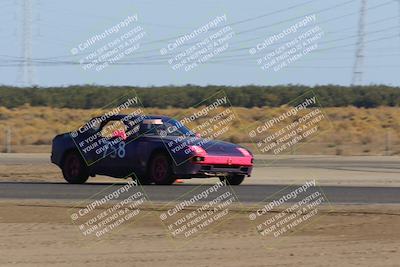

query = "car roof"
[[92, 114, 172, 121]]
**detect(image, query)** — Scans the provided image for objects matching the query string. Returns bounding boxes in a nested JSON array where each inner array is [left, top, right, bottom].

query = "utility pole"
[[17, 0, 34, 86], [352, 0, 367, 85]]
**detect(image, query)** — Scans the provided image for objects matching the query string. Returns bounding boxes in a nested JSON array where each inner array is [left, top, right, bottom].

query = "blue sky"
[[0, 0, 400, 87]]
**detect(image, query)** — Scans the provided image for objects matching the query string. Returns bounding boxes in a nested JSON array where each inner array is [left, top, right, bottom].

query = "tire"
[[61, 151, 89, 184], [220, 174, 245, 186], [148, 152, 175, 185]]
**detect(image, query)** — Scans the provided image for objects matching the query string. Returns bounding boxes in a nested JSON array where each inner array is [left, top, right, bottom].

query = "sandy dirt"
[[0, 201, 399, 267], [1, 154, 399, 266]]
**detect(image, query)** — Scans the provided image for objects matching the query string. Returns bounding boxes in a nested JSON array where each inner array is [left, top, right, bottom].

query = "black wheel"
[[61, 151, 89, 184], [148, 153, 175, 185], [220, 175, 245, 185]]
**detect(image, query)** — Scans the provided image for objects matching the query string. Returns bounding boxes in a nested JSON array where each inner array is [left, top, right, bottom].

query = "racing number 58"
[[103, 141, 126, 159]]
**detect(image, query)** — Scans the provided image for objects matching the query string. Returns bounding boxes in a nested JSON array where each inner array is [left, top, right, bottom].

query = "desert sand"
[[0, 201, 399, 267]]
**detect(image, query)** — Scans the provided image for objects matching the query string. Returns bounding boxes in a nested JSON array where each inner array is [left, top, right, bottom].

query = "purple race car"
[[51, 115, 253, 185]]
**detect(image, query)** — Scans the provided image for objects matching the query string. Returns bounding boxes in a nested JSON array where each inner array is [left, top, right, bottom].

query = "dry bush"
[[0, 106, 399, 155]]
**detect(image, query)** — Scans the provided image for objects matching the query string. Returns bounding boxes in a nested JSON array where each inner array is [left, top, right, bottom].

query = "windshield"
[[141, 118, 195, 137]]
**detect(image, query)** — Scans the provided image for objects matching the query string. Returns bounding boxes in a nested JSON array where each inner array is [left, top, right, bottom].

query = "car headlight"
[[188, 145, 207, 156]]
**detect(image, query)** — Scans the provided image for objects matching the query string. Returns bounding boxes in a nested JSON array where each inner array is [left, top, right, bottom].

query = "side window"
[[162, 120, 189, 136], [162, 121, 181, 136], [140, 123, 158, 135], [126, 123, 140, 137], [140, 119, 163, 135]]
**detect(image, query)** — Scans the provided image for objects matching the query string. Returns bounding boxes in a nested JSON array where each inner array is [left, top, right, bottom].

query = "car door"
[[87, 119, 134, 177], [104, 117, 153, 178]]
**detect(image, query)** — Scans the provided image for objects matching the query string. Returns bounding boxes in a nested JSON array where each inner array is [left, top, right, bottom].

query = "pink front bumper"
[[194, 155, 253, 166]]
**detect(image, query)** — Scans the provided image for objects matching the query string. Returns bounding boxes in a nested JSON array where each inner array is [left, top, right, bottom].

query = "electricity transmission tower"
[[17, 0, 34, 86], [396, 0, 400, 41], [352, 0, 367, 85]]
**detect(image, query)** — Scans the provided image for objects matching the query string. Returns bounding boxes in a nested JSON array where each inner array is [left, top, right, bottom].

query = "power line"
[[8, 0, 344, 61], [2, 0, 362, 66], [236, 0, 357, 36], [84, 0, 394, 62], [328, 15, 398, 34], [2, 0, 399, 74], [230, 2, 394, 48], [1, 32, 399, 67]]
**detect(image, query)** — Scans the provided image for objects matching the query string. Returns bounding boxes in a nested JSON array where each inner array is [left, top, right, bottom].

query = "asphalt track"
[[1, 182, 400, 204], [1, 153, 399, 170], [1, 154, 399, 204]]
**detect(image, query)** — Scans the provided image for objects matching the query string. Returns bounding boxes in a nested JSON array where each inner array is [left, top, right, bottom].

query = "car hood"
[[160, 136, 245, 156]]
